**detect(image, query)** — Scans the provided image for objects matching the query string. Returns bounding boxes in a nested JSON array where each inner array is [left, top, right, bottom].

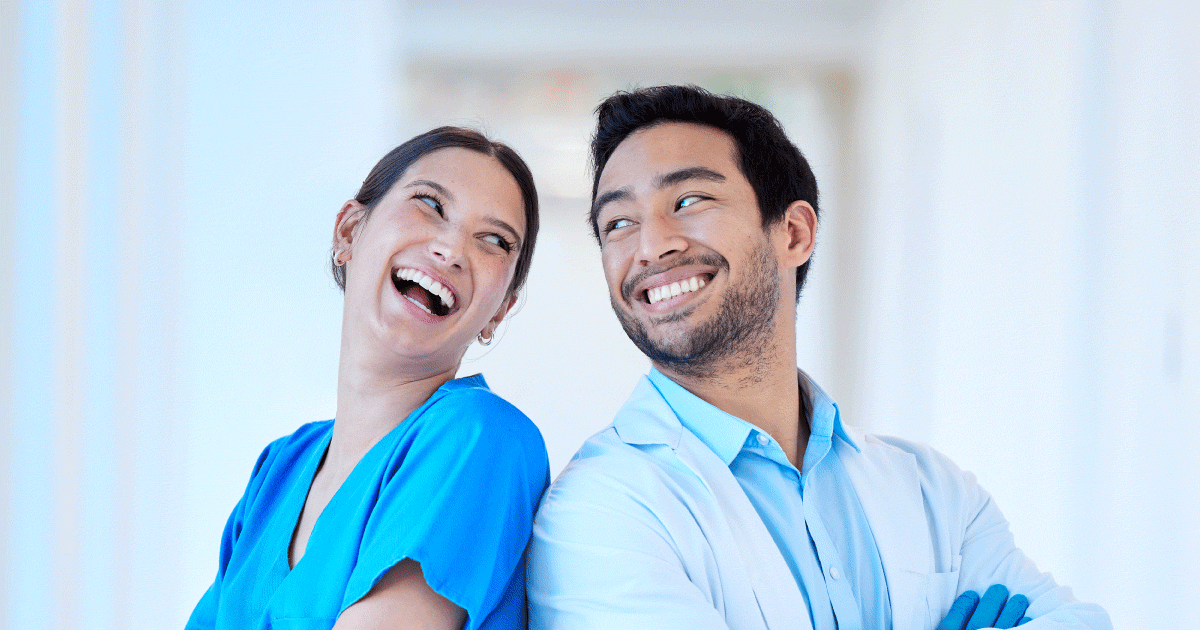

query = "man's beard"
[[612, 241, 781, 380]]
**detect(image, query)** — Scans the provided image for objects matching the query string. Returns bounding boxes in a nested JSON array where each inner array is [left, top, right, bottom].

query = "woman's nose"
[[428, 228, 466, 268]]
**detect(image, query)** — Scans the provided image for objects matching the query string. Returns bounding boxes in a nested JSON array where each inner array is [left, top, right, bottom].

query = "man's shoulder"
[[841, 426, 980, 498], [548, 423, 691, 496]]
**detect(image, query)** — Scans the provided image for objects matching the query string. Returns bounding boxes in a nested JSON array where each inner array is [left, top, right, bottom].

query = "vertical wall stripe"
[[10, 0, 57, 626], [825, 69, 864, 417], [154, 0, 188, 613], [112, 0, 146, 624], [51, 1, 91, 628], [1066, 0, 1111, 589], [0, 0, 20, 627], [80, 0, 123, 625]]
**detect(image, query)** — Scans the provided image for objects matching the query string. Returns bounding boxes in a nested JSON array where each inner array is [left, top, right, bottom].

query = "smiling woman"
[[186, 127, 548, 630]]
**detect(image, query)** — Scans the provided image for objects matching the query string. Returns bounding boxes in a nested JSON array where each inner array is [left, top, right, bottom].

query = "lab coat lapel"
[[674, 436, 814, 630], [836, 430, 931, 630], [615, 378, 813, 630]]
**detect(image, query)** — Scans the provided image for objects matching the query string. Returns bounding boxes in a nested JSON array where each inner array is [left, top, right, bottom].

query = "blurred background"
[[2, 0, 1197, 627]]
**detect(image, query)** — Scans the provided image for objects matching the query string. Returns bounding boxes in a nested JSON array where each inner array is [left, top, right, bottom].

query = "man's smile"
[[645, 274, 709, 305]]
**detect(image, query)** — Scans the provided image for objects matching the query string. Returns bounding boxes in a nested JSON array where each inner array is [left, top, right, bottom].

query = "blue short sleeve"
[[344, 384, 550, 629]]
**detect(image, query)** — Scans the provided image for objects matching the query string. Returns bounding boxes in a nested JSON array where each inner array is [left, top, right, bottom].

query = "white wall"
[[855, 2, 1200, 627]]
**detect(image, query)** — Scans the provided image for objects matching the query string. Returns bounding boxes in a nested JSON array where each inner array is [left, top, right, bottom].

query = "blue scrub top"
[[187, 374, 550, 630]]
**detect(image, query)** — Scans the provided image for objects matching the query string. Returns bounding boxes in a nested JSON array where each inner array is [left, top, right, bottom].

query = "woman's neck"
[[327, 344, 458, 475]]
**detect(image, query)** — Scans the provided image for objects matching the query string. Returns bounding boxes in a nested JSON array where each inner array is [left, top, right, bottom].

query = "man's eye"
[[605, 218, 633, 233], [678, 195, 705, 209]]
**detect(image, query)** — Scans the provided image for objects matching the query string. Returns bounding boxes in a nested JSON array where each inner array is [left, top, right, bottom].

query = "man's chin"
[[616, 311, 715, 376]]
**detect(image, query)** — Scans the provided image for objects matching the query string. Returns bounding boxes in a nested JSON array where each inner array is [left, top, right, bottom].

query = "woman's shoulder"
[[269, 419, 334, 454], [414, 376, 547, 464], [427, 375, 539, 432], [253, 420, 333, 476]]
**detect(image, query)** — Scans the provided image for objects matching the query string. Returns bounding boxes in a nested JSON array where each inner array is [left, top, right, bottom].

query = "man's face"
[[593, 122, 788, 377]]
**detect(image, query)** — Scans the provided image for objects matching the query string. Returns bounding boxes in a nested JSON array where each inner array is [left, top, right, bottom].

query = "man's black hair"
[[589, 85, 819, 301]]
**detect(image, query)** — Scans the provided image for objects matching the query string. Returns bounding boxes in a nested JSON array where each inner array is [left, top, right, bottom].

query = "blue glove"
[[936, 590, 980, 630], [937, 584, 1032, 630]]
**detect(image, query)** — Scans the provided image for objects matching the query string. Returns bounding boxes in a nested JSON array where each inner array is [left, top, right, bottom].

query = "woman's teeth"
[[395, 267, 455, 309], [646, 276, 705, 305]]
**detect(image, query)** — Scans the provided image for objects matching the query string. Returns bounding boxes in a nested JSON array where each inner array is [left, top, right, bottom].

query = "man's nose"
[[637, 214, 688, 264]]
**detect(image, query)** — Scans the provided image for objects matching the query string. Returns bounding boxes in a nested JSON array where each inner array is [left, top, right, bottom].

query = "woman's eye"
[[417, 195, 442, 214], [481, 233, 514, 252], [678, 195, 705, 209]]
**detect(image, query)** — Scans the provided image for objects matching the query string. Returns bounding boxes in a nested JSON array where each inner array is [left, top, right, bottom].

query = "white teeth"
[[394, 267, 456, 310], [646, 275, 707, 305], [405, 295, 432, 314]]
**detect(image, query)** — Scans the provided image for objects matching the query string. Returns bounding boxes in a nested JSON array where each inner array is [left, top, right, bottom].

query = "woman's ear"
[[481, 292, 519, 340], [333, 200, 366, 263]]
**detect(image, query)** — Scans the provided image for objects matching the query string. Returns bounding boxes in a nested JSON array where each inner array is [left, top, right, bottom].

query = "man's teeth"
[[395, 268, 455, 309], [646, 276, 705, 305]]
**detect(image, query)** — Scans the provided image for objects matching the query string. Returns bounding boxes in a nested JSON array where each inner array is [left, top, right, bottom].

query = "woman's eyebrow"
[[405, 179, 455, 202]]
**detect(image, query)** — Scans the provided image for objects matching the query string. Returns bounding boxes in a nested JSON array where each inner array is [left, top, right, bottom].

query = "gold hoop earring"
[[477, 331, 494, 346]]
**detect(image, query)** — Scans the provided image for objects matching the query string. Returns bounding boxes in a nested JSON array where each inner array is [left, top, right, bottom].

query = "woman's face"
[[336, 147, 527, 373]]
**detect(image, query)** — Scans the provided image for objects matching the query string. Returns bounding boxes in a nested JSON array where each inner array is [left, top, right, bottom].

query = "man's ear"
[[482, 292, 519, 340], [333, 200, 366, 263], [778, 200, 817, 268]]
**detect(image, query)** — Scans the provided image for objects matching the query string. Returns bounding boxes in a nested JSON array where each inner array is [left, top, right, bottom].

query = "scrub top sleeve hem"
[[339, 549, 479, 626]]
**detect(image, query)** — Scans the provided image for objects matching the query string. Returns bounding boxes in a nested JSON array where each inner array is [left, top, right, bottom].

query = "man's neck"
[[656, 352, 811, 469]]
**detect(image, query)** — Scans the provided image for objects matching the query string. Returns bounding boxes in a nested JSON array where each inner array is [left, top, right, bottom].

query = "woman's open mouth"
[[393, 267, 456, 318]]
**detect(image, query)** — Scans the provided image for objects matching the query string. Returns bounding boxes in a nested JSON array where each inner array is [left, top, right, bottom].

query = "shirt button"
[[829, 566, 841, 580], [756, 434, 769, 446]]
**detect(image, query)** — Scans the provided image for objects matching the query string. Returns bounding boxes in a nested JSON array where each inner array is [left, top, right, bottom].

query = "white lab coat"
[[529, 377, 1111, 630]]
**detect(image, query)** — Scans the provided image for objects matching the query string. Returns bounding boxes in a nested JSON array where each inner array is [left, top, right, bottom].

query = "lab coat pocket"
[[887, 567, 962, 630], [925, 569, 962, 629]]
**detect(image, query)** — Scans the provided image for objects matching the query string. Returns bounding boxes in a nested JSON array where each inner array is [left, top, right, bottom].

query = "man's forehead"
[[597, 122, 740, 192]]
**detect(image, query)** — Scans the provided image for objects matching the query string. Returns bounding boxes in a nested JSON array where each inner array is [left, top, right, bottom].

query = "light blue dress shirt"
[[648, 369, 890, 630]]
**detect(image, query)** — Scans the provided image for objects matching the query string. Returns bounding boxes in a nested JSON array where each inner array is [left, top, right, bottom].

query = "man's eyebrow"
[[590, 187, 633, 227], [653, 166, 726, 189], [404, 179, 455, 202]]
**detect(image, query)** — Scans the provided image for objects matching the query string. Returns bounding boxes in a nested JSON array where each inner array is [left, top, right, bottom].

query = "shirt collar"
[[647, 368, 859, 469]]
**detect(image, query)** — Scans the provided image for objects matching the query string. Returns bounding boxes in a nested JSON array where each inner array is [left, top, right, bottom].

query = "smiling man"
[[526, 86, 1111, 630]]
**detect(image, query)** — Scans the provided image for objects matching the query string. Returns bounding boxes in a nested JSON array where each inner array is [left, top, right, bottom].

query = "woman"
[[187, 127, 548, 630]]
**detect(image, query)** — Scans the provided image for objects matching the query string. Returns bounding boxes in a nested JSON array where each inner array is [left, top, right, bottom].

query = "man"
[[527, 85, 1110, 630]]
